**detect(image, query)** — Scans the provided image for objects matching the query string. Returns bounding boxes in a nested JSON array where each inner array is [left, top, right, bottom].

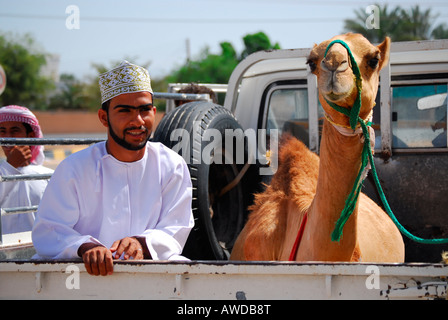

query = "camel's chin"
[[323, 91, 350, 103]]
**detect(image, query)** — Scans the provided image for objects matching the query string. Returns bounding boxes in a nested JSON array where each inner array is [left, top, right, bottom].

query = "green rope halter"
[[324, 39, 448, 244], [324, 40, 363, 131]]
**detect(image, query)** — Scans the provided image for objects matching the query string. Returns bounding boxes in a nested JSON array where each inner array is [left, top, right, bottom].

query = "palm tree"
[[399, 5, 432, 41], [344, 4, 402, 42], [431, 24, 448, 39], [343, 4, 445, 42]]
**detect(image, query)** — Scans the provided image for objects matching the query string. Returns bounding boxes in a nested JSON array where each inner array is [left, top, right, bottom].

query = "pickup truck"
[[157, 39, 448, 264], [0, 38, 447, 300]]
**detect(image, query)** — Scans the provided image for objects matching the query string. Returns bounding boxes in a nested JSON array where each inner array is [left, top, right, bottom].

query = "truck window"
[[391, 83, 447, 149], [266, 87, 309, 146]]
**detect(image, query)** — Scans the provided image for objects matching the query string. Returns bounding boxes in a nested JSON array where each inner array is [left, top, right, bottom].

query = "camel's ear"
[[307, 43, 318, 59], [377, 36, 390, 71], [307, 43, 319, 73]]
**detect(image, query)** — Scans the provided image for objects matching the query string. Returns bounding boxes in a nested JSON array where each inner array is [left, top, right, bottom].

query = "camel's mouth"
[[324, 91, 349, 103], [322, 78, 358, 105]]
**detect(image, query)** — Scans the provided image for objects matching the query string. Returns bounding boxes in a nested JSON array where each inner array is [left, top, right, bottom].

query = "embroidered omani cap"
[[99, 60, 153, 104]]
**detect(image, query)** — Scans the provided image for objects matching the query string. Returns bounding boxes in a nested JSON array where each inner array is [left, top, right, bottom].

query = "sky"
[[0, 0, 447, 81]]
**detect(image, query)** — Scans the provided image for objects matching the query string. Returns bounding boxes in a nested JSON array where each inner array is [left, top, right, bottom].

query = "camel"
[[230, 33, 405, 262]]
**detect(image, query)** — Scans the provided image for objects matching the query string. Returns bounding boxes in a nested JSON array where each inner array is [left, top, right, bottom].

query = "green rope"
[[324, 40, 362, 131], [362, 120, 448, 244], [324, 40, 448, 244]]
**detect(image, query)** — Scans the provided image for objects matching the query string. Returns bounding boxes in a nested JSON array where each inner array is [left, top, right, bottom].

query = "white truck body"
[[0, 244, 446, 300]]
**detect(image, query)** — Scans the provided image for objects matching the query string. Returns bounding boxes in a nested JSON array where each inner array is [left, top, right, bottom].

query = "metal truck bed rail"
[[0, 259, 446, 300], [0, 91, 211, 245], [0, 137, 104, 245]]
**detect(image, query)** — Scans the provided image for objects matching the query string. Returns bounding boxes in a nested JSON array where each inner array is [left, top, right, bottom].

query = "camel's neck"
[[299, 119, 365, 261]]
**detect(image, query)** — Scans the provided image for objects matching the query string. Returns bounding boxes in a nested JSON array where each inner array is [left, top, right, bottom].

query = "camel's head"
[[307, 33, 390, 128]]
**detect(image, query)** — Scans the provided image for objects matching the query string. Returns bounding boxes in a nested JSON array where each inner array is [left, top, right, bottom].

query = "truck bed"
[[0, 244, 446, 300]]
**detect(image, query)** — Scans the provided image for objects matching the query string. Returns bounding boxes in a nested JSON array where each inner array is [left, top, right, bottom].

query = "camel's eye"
[[307, 59, 317, 72], [368, 57, 379, 69]]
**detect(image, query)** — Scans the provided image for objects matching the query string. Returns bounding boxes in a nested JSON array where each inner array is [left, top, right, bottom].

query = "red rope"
[[289, 212, 308, 261]]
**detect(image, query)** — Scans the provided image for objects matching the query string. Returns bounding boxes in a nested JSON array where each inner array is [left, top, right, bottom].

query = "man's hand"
[[6, 145, 32, 168], [110, 237, 148, 260], [78, 237, 150, 276], [78, 243, 114, 276]]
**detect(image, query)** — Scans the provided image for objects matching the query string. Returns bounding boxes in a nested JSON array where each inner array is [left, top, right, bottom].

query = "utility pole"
[[186, 38, 191, 63]]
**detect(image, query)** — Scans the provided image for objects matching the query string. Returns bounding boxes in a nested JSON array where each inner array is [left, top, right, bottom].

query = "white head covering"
[[98, 60, 153, 104], [0, 105, 45, 165]]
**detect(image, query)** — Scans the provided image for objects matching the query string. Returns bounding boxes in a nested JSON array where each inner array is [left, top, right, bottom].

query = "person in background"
[[32, 61, 194, 276], [0, 105, 53, 234]]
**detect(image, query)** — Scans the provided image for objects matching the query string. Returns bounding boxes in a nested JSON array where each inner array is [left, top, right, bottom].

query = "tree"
[[167, 41, 239, 85], [48, 74, 86, 110], [0, 32, 53, 109], [431, 24, 448, 39], [344, 5, 402, 42], [240, 31, 281, 59], [343, 4, 447, 42], [167, 32, 280, 85], [399, 5, 432, 41]]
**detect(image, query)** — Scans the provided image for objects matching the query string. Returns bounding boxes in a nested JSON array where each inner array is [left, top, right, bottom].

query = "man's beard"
[[107, 118, 149, 151]]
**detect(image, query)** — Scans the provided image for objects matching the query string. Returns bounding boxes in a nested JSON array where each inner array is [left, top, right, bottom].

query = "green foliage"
[[0, 31, 280, 111], [344, 4, 448, 42], [167, 42, 239, 85], [167, 31, 280, 85], [399, 5, 433, 41], [431, 24, 448, 39], [240, 31, 281, 60], [48, 74, 86, 110], [0, 32, 53, 110], [0, 32, 280, 111]]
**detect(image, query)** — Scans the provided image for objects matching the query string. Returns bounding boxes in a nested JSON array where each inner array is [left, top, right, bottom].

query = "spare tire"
[[153, 101, 252, 260]]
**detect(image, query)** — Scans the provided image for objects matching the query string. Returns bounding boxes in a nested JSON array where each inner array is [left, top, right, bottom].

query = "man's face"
[[0, 121, 33, 157], [99, 91, 156, 158]]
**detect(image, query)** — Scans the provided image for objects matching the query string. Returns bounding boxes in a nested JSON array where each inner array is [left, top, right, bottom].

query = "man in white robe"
[[32, 61, 194, 276], [0, 105, 53, 235]]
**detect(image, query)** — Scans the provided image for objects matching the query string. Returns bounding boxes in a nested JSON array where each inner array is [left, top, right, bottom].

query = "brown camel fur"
[[230, 33, 405, 262]]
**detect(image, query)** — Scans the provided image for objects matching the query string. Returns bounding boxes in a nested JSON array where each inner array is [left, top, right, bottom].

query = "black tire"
[[153, 101, 251, 260]]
